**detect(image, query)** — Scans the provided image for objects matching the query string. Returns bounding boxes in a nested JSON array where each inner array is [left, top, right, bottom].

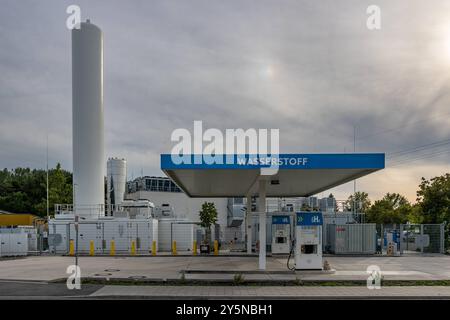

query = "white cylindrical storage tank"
[[107, 158, 127, 210], [72, 20, 105, 219]]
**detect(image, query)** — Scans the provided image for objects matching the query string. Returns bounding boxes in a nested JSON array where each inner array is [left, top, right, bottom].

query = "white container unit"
[[0, 227, 37, 253], [158, 219, 194, 251], [48, 218, 158, 254], [101, 219, 129, 253], [20, 227, 38, 252], [322, 213, 359, 252], [48, 220, 71, 254], [102, 219, 158, 253], [0, 233, 28, 257], [328, 224, 376, 254], [69, 222, 104, 253]]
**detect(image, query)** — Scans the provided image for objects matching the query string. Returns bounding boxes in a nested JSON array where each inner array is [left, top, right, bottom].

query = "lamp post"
[[73, 183, 79, 275], [353, 125, 357, 215]]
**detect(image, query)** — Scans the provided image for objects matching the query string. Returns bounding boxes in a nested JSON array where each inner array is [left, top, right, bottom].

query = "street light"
[[353, 125, 358, 215], [73, 183, 79, 277]]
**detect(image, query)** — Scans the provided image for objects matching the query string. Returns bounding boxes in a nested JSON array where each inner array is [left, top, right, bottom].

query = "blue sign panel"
[[296, 212, 323, 226], [160, 153, 385, 170], [272, 215, 290, 225]]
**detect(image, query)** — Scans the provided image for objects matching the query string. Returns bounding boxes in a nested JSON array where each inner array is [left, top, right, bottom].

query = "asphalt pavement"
[[0, 280, 102, 299]]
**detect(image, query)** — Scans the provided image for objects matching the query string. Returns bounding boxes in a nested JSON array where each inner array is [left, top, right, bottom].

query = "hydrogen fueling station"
[[6, 2, 450, 303], [45, 19, 387, 274], [161, 153, 385, 270]]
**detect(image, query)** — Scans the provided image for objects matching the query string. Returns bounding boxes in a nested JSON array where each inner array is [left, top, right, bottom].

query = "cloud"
[[0, 0, 449, 202]]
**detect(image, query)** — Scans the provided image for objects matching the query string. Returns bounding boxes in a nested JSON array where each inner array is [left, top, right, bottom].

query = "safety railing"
[[54, 204, 126, 218]]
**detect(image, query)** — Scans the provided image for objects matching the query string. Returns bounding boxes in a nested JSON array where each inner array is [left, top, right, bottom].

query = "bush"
[[233, 273, 245, 285]]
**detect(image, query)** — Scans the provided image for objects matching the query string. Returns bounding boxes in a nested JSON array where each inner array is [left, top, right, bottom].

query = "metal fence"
[[400, 224, 445, 254], [247, 215, 446, 255], [375, 223, 445, 255]]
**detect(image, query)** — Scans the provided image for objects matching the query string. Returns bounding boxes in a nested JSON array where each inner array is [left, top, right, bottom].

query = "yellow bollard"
[[151, 240, 157, 256], [193, 240, 197, 256], [214, 240, 219, 256], [89, 240, 95, 256], [172, 240, 177, 255], [110, 240, 115, 256], [131, 240, 136, 255], [69, 240, 75, 256]]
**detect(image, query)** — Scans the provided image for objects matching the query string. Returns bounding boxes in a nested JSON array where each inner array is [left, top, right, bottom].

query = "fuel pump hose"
[[287, 239, 296, 271]]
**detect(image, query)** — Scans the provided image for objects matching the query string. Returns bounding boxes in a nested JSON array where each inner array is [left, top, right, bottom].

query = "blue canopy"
[[161, 153, 385, 197]]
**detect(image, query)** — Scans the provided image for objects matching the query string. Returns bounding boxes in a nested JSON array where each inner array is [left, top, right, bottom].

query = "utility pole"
[[46, 134, 49, 221], [73, 183, 79, 276], [44, 133, 49, 255], [353, 126, 357, 215]]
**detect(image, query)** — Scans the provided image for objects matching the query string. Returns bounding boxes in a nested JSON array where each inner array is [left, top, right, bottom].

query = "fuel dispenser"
[[292, 211, 323, 270], [271, 215, 291, 254]]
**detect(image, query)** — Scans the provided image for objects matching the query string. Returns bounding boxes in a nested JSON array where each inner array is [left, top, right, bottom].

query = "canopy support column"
[[258, 179, 266, 270]]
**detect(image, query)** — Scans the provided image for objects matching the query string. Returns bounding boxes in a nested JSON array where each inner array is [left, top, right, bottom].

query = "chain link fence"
[[399, 224, 445, 254]]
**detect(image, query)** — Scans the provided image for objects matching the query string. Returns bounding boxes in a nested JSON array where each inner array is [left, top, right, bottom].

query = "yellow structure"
[[131, 240, 136, 255], [172, 240, 177, 255], [110, 240, 116, 256], [89, 240, 95, 256], [193, 240, 197, 256], [151, 240, 156, 256], [0, 213, 45, 227], [214, 240, 219, 256], [69, 240, 75, 256]]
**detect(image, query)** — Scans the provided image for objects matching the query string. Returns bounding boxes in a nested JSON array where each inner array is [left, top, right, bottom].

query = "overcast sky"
[[1, 0, 449, 202]]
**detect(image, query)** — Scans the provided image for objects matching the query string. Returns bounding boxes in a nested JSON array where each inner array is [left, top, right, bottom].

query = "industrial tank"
[[72, 20, 105, 218], [107, 158, 127, 211]]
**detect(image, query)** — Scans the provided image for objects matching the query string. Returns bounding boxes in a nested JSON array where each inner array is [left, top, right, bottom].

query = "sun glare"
[[260, 65, 274, 79]]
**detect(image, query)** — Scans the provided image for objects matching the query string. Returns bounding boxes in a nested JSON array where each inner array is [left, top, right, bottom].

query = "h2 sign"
[[296, 212, 323, 226], [272, 216, 290, 225]]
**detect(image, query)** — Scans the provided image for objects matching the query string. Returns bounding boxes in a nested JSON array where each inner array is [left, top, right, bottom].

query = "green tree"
[[416, 174, 450, 224], [0, 164, 72, 217], [344, 191, 371, 212], [365, 193, 412, 224], [199, 202, 218, 245], [407, 204, 424, 224], [415, 174, 450, 248], [35, 163, 73, 217], [0, 168, 46, 214]]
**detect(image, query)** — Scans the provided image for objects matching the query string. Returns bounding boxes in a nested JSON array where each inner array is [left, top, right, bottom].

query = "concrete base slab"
[[0, 255, 449, 282]]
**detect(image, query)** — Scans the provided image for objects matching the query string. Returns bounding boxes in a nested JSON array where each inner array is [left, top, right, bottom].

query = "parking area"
[[0, 254, 449, 282]]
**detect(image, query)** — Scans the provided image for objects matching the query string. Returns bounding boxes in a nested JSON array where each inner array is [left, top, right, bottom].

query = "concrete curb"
[[181, 269, 336, 275], [86, 295, 450, 300], [0, 279, 50, 284], [62, 254, 263, 258], [52, 277, 450, 287]]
